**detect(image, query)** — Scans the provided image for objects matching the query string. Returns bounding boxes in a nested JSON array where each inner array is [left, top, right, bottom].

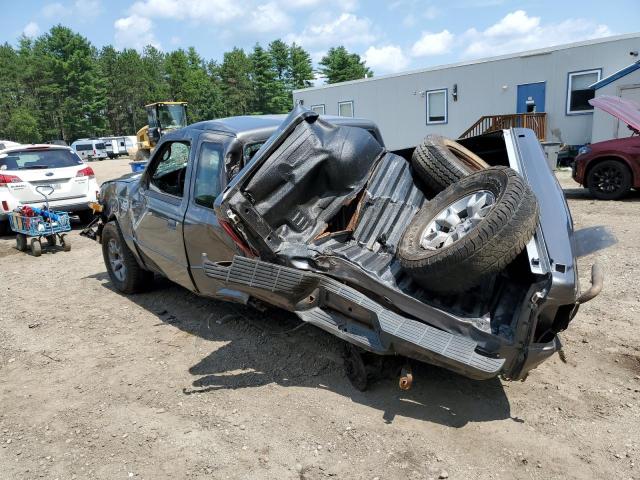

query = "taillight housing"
[[0, 174, 21, 186], [76, 167, 95, 178]]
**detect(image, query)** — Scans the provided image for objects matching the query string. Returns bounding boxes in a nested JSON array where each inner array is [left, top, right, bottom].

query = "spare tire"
[[412, 135, 489, 193], [398, 166, 539, 293]]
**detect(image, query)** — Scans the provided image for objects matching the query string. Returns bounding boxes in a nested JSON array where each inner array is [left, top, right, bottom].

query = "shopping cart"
[[8, 185, 72, 256]]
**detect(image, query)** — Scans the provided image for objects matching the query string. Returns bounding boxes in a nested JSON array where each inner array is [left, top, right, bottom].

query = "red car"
[[573, 135, 640, 200], [573, 95, 640, 200]]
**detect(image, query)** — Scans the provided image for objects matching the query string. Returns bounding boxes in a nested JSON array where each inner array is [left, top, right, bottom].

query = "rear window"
[[0, 149, 83, 170]]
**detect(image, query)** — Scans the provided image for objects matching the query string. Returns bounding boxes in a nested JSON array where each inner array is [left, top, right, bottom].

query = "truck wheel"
[[101, 221, 153, 293], [398, 166, 539, 293], [134, 150, 150, 162], [412, 135, 489, 194], [586, 159, 632, 200]]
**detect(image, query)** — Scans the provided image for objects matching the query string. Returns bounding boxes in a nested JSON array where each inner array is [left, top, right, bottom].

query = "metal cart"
[[8, 185, 72, 256]]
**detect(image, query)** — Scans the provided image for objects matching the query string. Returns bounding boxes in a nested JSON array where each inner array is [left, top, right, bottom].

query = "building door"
[[617, 85, 640, 138], [517, 82, 546, 113]]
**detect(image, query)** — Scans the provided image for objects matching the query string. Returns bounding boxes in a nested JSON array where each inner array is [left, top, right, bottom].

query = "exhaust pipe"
[[577, 263, 603, 305]]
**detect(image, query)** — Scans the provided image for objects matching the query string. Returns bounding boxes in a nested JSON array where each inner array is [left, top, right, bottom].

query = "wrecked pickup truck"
[[85, 107, 603, 389]]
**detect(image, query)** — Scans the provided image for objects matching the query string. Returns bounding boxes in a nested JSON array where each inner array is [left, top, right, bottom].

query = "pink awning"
[[589, 95, 640, 133]]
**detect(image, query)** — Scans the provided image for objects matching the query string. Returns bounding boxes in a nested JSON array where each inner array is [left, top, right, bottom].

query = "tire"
[[101, 221, 153, 293], [412, 135, 489, 193], [16, 234, 27, 252], [134, 149, 150, 162], [60, 234, 71, 252], [398, 166, 539, 293], [31, 238, 42, 257], [586, 159, 632, 200]]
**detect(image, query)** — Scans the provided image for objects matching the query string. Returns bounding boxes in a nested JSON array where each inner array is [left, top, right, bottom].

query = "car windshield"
[[0, 149, 83, 170]]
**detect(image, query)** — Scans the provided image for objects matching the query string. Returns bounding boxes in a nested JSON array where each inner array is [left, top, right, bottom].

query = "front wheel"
[[101, 221, 153, 293], [587, 159, 632, 200]]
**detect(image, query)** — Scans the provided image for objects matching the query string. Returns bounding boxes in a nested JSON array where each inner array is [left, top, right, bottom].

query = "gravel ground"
[[0, 159, 638, 480]]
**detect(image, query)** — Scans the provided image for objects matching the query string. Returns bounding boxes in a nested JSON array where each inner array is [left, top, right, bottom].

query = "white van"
[[71, 139, 108, 161]]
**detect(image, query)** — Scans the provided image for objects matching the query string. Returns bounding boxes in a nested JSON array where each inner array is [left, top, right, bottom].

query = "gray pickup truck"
[[86, 107, 602, 390]]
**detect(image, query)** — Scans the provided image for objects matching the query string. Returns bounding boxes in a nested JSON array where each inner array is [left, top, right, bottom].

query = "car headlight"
[[577, 145, 591, 156]]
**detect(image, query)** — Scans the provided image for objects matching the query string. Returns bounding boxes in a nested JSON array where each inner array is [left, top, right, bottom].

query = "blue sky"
[[1, 0, 638, 76]]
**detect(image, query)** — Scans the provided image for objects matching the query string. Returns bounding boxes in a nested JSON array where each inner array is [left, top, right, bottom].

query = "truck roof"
[[189, 114, 380, 141]]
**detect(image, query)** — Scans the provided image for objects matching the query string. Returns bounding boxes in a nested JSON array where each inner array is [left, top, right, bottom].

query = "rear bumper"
[[203, 255, 506, 380]]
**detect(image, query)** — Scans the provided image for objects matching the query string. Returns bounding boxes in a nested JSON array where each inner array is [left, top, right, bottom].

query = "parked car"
[[84, 108, 602, 389], [0, 140, 20, 151], [572, 137, 640, 199], [0, 144, 99, 230], [573, 95, 640, 200], [71, 139, 108, 161]]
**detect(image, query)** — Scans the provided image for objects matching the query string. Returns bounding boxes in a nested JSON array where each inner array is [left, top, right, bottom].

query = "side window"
[[338, 101, 354, 117], [566, 69, 601, 114], [426, 89, 447, 124], [149, 141, 190, 197], [193, 142, 224, 208]]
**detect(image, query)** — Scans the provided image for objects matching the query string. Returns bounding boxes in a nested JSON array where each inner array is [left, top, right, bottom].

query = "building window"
[[338, 101, 354, 117], [566, 69, 601, 115], [310, 104, 325, 115], [426, 89, 447, 124]]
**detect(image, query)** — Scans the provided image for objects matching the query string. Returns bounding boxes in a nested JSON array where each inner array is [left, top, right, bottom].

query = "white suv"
[[0, 145, 99, 230]]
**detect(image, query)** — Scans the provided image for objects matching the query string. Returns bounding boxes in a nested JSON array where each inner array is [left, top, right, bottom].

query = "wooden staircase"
[[460, 113, 547, 141]]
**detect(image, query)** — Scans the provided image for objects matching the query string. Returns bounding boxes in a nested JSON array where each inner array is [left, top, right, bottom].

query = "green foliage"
[[7, 108, 40, 143], [0, 25, 362, 143], [319, 46, 373, 84]]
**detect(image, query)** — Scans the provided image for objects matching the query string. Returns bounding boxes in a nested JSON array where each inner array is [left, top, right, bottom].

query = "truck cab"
[[97, 114, 384, 295]]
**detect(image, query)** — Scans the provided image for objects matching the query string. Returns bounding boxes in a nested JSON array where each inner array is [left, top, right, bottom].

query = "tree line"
[[0, 25, 373, 144]]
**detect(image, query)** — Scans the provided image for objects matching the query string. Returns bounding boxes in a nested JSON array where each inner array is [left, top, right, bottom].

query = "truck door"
[[183, 133, 241, 299], [133, 136, 194, 290]]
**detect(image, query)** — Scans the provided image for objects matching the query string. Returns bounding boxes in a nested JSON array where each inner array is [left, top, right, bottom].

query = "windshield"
[[0, 149, 83, 170], [158, 104, 187, 129]]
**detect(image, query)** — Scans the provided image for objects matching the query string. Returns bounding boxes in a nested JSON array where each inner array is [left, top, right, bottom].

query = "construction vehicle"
[[135, 102, 188, 161]]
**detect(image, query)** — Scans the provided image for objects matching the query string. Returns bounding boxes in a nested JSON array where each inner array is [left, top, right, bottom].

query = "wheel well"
[[584, 156, 633, 184]]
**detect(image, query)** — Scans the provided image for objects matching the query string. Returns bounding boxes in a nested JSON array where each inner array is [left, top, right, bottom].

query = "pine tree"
[[289, 43, 314, 90], [220, 47, 253, 116], [319, 46, 373, 84]]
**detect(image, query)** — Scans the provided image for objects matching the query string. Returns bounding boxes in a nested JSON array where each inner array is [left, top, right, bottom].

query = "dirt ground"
[[0, 159, 638, 480]]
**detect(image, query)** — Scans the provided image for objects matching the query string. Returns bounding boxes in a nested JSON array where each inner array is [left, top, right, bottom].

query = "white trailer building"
[[293, 33, 640, 151]]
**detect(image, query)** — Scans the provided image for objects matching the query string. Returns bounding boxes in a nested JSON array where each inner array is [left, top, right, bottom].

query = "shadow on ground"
[[563, 187, 640, 201], [91, 274, 515, 428]]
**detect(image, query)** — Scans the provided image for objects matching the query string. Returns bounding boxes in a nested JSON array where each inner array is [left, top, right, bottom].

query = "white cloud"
[[129, 0, 242, 24], [247, 2, 292, 34], [74, 0, 103, 16], [23, 22, 40, 38], [42, 2, 67, 18], [411, 30, 454, 57], [114, 15, 160, 50], [461, 10, 613, 58], [282, 0, 357, 9], [363, 45, 409, 73], [287, 13, 376, 49]]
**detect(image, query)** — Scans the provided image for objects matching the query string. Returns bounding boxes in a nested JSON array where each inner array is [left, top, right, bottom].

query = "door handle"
[[167, 219, 177, 229]]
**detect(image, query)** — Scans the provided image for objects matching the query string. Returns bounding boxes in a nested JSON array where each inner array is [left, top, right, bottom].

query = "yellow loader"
[[135, 101, 188, 161]]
